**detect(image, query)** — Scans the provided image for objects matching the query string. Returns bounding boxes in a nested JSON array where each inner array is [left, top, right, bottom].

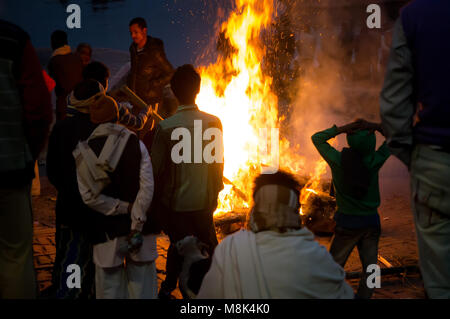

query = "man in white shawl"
[[73, 89, 158, 299], [197, 171, 354, 299]]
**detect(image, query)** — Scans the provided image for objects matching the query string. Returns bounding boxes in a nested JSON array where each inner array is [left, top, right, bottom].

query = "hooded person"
[[311, 119, 391, 299], [72, 89, 158, 299], [197, 171, 354, 299]]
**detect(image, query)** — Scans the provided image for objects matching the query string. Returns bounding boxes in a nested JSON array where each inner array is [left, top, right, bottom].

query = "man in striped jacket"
[[0, 20, 53, 299]]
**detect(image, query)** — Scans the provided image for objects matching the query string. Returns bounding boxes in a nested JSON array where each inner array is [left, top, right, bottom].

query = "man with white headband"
[[197, 171, 354, 299]]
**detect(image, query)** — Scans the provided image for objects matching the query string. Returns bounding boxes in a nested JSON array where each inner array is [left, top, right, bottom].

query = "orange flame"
[[196, 0, 326, 216]]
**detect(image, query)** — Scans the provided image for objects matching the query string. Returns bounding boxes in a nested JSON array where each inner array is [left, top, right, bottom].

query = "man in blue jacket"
[[380, 0, 450, 298]]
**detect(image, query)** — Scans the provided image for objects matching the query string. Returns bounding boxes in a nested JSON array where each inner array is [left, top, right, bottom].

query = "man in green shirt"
[[151, 65, 224, 299], [311, 120, 390, 298]]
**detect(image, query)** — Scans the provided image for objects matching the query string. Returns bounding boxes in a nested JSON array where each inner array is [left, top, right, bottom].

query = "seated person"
[[197, 171, 354, 299]]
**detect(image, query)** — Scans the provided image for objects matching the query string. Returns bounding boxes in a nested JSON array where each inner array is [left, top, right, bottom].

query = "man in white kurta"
[[197, 172, 354, 299], [74, 95, 158, 299], [84, 141, 158, 299]]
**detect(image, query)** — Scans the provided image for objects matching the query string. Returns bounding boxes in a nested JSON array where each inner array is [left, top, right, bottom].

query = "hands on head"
[[337, 118, 384, 136]]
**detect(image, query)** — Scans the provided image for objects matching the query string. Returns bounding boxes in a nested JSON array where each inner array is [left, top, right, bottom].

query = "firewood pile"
[[301, 189, 337, 236], [214, 209, 248, 235], [213, 179, 338, 237]]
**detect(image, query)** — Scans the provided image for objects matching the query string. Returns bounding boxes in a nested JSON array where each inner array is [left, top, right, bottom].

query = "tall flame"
[[196, 0, 326, 216]]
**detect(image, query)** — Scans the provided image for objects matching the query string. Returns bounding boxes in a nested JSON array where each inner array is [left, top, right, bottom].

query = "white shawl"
[[197, 228, 354, 299]]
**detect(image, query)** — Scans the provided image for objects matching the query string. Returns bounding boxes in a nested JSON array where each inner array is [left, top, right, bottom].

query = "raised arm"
[[311, 125, 341, 168], [118, 102, 150, 131]]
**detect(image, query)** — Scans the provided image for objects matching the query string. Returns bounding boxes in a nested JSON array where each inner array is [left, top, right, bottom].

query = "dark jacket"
[[47, 112, 99, 235], [127, 36, 174, 106], [48, 51, 83, 120], [0, 20, 52, 188], [401, 0, 450, 149], [380, 0, 450, 166], [87, 132, 141, 243]]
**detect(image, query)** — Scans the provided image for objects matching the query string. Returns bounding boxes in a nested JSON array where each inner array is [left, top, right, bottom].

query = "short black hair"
[[76, 43, 92, 55], [253, 171, 301, 200], [170, 64, 201, 104], [82, 61, 110, 88], [51, 30, 68, 51], [129, 17, 147, 29], [74, 79, 102, 100]]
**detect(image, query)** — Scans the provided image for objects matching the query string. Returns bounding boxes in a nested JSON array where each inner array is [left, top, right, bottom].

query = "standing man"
[[0, 20, 53, 298], [128, 17, 176, 116], [46, 79, 103, 298], [380, 0, 450, 298], [76, 43, 92, 68], [48, 30, 83, 121], [151, 65, 224, 299]]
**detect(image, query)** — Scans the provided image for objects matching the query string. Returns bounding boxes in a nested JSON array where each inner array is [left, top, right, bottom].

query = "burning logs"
[[213, 179, 338, 237], [301, 189, 337, 236], [214, 209, 248, 236]]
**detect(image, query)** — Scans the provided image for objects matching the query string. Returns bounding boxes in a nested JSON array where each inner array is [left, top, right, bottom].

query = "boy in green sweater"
[[311, 119, 390, 298]]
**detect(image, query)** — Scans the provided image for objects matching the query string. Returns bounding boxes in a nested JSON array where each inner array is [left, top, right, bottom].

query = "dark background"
[[0, 0, 234, 67]]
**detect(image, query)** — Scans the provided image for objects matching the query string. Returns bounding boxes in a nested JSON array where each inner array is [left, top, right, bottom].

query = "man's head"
[[82, 61, 110, 90], [51, 30, 68, 51], [73, 79, 103, 101], [76, 43, 92, 66], [346, 130, 376, 156], [90, 94, 119, 124], [170, 64, 201, 105], [129, 17, 147, 48], [249, 171, 302, 233]]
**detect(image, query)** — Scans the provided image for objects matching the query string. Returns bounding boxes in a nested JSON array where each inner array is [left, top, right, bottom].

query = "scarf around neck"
[[67, 81, 105, 114], [52, 45, 71, 57]]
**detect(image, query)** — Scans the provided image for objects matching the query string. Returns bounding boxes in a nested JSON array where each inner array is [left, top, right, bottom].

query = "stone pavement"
[[32, 193, 424, 299], [33, 223, 55, 292], [32, 223, 182, 299]]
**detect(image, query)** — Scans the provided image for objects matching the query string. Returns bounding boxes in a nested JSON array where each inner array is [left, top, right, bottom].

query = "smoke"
[[280, 0, 401, 177]]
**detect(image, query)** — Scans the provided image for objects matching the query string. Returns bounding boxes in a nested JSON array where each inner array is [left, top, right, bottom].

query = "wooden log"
[[301, 191, 336, 235], [109, 85, 164, 121], [214, 210, 248, 235], [378, 255, 394, 268], [222, 176, 248, 202], [346, 265, 420, 279], [214, 210, 247, 228]]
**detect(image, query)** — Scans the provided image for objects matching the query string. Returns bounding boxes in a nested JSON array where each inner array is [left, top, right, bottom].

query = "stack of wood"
[[212, 178, 338, 237], [214, 209, 248, 236], [301, 190, 337, 236]]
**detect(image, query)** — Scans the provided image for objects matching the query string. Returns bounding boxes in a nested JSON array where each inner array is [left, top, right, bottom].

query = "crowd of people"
[[0, 0, 449, 300]]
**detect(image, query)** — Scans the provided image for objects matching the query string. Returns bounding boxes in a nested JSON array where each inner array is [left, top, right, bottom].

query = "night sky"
[[0, 0, 234, 67]]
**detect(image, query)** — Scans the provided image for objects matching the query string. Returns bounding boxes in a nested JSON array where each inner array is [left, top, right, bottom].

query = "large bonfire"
[[195, 0, 329, 216]]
